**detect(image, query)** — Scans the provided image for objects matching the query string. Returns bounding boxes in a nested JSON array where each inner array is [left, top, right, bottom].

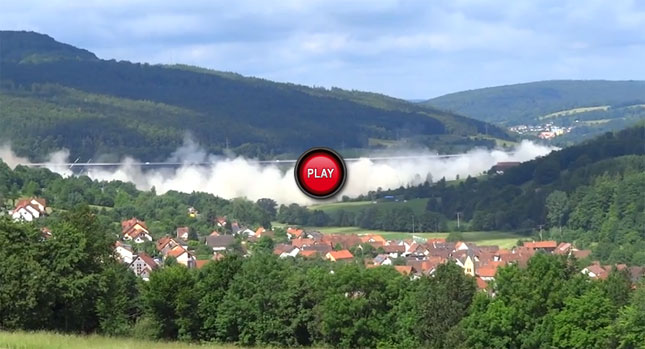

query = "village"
[[509, 122, 573, 140], [115, 217, 645, 291], [8, 196, 644, 290]]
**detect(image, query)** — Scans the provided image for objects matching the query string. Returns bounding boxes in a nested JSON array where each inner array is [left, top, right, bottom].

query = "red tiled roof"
[[383, 245, 405, 253], [572, 249, 592, 259], [167, 246, 187, 258], [476, 277, 488, 290], [555, 242, 572, 254], [121, 217, 146, 230], [524, 240, 557, 249], [360, 234, 386, 243], [327, 249, 354, 261], [585, 263, 609, 279], [300, 250, 318, 258], [137, 253, 157, 269], [156, 236, 172, 251], [292, 238, 314, 248], [476, 266, 497, 278], [176, 226, 189, 237], [287, 227, 304, 238]]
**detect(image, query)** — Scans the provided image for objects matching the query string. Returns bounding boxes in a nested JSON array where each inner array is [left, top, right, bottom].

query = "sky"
[[1, 0, 644, 99]]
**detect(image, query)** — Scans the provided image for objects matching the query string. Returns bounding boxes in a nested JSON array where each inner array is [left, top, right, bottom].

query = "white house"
[[166, 246, 196, 268], [129, 253, 158, 281], [115, 241, 134, 264], [11, 198, 47, 222], [278, 246, 300, 258]]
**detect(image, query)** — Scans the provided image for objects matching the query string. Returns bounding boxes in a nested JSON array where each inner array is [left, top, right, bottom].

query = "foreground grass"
[[0, 331, 239, 349]]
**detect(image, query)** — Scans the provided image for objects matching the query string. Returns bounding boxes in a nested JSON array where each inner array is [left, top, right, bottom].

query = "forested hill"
[[376, 126, 645, 265], [423, 80, 645, 125], [0, 31, 509, 161]]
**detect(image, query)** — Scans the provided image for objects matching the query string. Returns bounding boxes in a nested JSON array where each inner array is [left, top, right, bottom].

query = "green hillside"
[[423, 80, 645, 125], [373, 126, 645, 265], [0, 31, 510, 161]]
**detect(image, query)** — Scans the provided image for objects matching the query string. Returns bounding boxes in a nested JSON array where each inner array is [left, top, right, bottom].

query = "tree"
[[256, 198, 277, 220], [446, 231, 464, 242], [96, 263, 140, 335], [546, 190, 569, 232], [552, 287, 614, 349], [612, 283, 645, 348], [197, 255, 243, 340], [410, 263, 476, 348], [252, 236, 275, 255], [141, 265, 199, 339]]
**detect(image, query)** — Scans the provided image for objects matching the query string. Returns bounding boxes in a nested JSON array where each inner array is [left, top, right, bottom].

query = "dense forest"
[[1, 215, 643, 348], [0, 31, 510, 161], [424, 80, 645, 125]]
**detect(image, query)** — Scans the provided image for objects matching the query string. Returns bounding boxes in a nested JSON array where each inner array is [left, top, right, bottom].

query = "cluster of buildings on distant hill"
[[509, 123, 572, 139]]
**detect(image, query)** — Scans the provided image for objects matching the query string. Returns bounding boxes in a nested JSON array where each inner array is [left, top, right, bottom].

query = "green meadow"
[[0, 331, 240, 349]]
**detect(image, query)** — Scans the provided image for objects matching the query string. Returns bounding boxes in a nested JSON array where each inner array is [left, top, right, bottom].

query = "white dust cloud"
[[0, 140, 555, 205]]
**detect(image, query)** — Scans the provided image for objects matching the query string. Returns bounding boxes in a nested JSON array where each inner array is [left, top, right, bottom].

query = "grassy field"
[[309, 198, 430, 216], [0, 331, 239, 349]]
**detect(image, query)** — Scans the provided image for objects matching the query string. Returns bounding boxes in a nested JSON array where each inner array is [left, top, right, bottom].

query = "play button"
[[295, 147, 347, 199]]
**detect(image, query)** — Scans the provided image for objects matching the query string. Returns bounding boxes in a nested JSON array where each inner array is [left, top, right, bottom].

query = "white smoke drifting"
[[0, 140, 554, 205]]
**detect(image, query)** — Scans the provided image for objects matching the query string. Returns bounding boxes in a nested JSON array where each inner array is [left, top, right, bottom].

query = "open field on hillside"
[[540, 105, 610, 119], [0, 331, 239, 349], [309, 198, 430, 216]]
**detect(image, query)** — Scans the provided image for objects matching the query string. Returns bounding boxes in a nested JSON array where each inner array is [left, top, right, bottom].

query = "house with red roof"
[[523, 240, 557, 253], [292, 238, 315, 249], [176, 226, 190, 240], [326, 249, 354, 262], [582, 262, 610, 280], [11, 197, 48, 222], [121, 218, 153, 243], [360, 234, 386, 244], [286, 227, 305, 239], [215, 216, 227, 227], [129, 253, 158, 281], [166, 245, 196, 268]]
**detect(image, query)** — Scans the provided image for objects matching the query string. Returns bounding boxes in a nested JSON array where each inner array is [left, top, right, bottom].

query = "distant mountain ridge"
[[0, 31, 97, 63], [423, 80, 645, 125], [0, 30, 510, 161]]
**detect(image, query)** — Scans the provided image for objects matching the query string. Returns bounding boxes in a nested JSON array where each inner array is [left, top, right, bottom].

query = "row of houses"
[[116, 217, 250, 280], [272, 229, 644, 290], [112, 218, 645, 286]]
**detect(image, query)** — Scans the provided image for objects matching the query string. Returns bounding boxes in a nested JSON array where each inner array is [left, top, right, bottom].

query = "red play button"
[[295, 147, 347, 199]]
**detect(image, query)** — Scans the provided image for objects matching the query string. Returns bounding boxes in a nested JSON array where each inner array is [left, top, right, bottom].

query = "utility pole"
[[456, 212, 462, 229], [537, 224, 544, 241], [412, 215, 415, 234]]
